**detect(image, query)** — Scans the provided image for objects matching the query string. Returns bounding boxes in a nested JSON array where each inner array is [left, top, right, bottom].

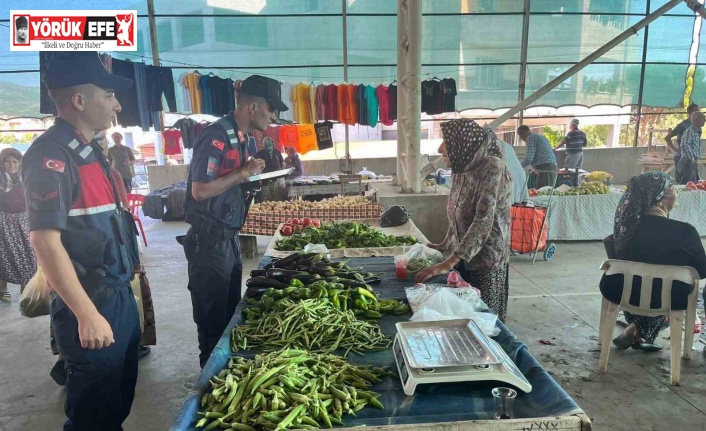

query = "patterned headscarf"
[[440, 119, 502, 173], [0, 147, 23, 192], [613, 172, 674, 260]]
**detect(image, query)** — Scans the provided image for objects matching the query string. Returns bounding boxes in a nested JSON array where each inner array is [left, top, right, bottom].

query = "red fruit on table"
[[311, 219, 321, 228], [289, 218, 300, 225], [302, 217, 312, 226], [281, 226, 293, 237]]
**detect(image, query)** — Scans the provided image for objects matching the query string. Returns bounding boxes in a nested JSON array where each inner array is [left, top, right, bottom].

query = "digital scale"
[[392, 319, 532, 396]]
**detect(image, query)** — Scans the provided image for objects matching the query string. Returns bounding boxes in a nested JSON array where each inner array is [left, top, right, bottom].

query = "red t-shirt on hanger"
[[162, 129, 183, 155]]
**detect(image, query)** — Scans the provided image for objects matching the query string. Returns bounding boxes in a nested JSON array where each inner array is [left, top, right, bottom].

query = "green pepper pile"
[[274, 221, 417, 251], [234, 299, 391, 354], [196, 349, 389, 430]]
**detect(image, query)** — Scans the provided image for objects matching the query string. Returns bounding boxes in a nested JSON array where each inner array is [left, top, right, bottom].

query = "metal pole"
[[633, 0, 650, 147], [404, 0, 422, 193], [516, 0, 531, 141], [396, 0, 408, 187], [488, 0, 682, 129], [342, 0, 351, 173]]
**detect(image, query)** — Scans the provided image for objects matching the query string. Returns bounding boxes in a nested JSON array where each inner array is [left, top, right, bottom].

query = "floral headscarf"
[[0, 147, 23, 192], [440, 119, 504, 173], [613, 172, 674, 260]]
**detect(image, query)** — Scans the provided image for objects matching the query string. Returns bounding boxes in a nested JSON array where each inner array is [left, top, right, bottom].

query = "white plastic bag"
[[303, 243, 330, 260], [19, 266, 51, 318], [357, 167, 377, 179], [405, 243, 443, 273], [410, 287, 499, 336]]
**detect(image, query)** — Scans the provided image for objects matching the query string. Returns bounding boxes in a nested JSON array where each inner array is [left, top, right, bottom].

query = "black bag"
[[380, 205, 410, 227]]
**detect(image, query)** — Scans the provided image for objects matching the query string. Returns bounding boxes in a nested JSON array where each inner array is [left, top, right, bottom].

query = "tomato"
[[295, 225, 304, 233], [311, 219, 321, 228], [688, 184, 698, 190], [289, 218, 300, 225], [687, 181, 695, 187], [281, 225, 293, 237], [302, 217, 312, 226]]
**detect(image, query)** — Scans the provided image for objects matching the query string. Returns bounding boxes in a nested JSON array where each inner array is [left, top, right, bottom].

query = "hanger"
[[432, 76, 441, 81], [208, 72, 216, 77], [390, 79, 397, 85]]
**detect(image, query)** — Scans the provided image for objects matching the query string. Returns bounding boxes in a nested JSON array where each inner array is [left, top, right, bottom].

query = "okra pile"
[[233, 299, 390, 355], [196, 349, 389, 430], [275, 220, 417, 251]]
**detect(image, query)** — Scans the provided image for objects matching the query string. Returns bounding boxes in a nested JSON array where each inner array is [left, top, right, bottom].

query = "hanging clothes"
[[174, 117, 197, 149], [422, 79, 442, 115], [112, 58, 141, 128], [294, 83, 313, 124], [315, 84, 327, 120], [376, 85, 393, 126], [388, 83, 398, 120], [179, 72, 192, 112], [297, 124, 318, 155], [324, 84, 338, 121], [365, 85, 379, 127], [264, 125, 285, 153], [345, 84, 359, 125], [133, 62, 153, 131], [183, 72, 203, 114], [199, 74, 214, 115], [279, 124, 300, 151], [279, 82, 295, 122], [162, 129, 183, 155], [146, 65, 177, 113], [336, 84, 348, 124], [226, 78, 236, 112], [309, 84, 317, 123], [314, 121, 334, 150], [194, 121, 211, 139], [441, 78, 457, 113], [357, 84, 369, 126]]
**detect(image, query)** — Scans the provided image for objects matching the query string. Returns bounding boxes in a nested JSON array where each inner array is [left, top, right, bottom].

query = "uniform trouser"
[[564, 151, 583, 170], [183, 226, 242, 368], [52, 284, 140, 431]]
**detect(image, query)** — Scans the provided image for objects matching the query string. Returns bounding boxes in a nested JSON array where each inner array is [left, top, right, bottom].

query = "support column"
[[401, 0, 422, 194], [516, 0, 531, 145], [396, 0, 408, 187], [342, 0, 352, 173]]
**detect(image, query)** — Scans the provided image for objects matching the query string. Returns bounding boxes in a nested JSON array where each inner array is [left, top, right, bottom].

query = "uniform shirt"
[[185, 113, 249, 229], [23, 118, 136, 285], [560, 128, 587, 153], [680, 125, 703, 161], [522, 133, 557, 168]]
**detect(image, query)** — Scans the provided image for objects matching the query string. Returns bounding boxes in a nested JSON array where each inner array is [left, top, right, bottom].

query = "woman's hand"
[[414, 255, 461, 284]]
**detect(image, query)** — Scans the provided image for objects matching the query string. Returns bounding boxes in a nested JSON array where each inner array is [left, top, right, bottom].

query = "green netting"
[[1, 0, 706, 117]]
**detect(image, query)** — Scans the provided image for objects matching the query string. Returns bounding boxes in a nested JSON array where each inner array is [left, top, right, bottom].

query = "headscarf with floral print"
[[440, 119, 503, 173], [613, 172, 674, 260]]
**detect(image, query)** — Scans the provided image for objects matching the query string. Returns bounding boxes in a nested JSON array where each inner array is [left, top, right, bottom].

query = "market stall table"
[[170, 256, 590, 431], [529, 189, 706, 241], [288, 182, 366, 198]]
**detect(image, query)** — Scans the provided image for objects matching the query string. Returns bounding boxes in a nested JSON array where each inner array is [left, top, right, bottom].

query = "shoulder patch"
[[211, 139, 225, 151], [207, 156, 219, 178], [42, 158, 66, 173]]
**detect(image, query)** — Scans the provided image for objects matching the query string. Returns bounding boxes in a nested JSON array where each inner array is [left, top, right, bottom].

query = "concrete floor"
[[1, 217, 705, 430]]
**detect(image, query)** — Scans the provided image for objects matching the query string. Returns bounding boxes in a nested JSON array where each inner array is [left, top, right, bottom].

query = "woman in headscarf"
[[254, 138, 287, 202], [415, 119, 513, 321], [0, 148, 37, 302], [284, 146, 305, 178], [600, 172, 706, 351]]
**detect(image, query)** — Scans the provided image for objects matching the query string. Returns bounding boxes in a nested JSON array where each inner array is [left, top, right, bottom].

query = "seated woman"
[[284, 146, 305, 178], [601, 172, 706, 351]]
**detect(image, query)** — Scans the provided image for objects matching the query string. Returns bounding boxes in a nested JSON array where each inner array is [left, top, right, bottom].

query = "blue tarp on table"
[[170, 257, 584, 431]]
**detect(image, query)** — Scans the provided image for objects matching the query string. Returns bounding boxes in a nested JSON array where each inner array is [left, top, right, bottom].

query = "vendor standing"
[[254, 137, 287, 202], [676, 111, 705, 184], [22, 52, 141, 430], [665, 103, 699, 181], [182, 75, 286, 367], [416, 119, 512, 321], [555, 118, 587, 170], [517, 125, 558, 189]]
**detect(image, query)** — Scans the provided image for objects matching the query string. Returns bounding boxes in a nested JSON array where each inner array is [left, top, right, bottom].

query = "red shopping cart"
[[511, 170, 557, 263]]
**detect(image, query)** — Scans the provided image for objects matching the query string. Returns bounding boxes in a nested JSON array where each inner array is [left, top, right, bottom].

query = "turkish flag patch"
[[42, 158, 65, 173], [211, 139, 225, 151]]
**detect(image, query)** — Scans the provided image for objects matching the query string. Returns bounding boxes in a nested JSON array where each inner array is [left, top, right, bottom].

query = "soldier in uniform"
[[180, 75, 287, 367], [23, 52, 141, 431]]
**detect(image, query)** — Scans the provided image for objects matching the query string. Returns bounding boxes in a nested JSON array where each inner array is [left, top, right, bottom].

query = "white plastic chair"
[[598, 259, 700, 385]]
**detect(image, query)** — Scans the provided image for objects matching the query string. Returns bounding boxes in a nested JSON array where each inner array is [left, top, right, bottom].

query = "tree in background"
[[543, 126, 564, 148], [581, 125, 610, 147], [0, 133, 34, 145]]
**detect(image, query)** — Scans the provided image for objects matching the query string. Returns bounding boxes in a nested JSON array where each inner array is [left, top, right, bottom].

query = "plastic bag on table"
[[405, 243, 443, 273], [303, 243, 330, 260], [19, 266, 51, 318], [410, 287, 499, 336], [357, 166, 377, 179]]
